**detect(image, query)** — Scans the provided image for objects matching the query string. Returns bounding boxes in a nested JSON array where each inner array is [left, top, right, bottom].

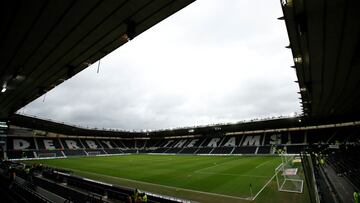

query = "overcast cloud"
[[20, 0, 300, 130]]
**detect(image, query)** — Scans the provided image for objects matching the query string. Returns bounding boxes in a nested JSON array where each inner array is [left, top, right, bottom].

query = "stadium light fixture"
[[300, 87, 307, 92], [13, 74, 25, 81], [82, 61, 92, 67], [1, 82, 7, 93], [281, 0, 293, 7], [120, 34, 130, 42], [294, 56, 302, 64]]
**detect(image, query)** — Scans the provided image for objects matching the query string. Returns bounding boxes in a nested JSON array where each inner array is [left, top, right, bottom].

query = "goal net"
[[275, 151, 304, 193], [37, 153, 57, 158], [87, 151, 101, 156]]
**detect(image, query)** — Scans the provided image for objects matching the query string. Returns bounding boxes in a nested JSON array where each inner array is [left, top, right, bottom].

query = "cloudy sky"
[[20, 0, 300, 130]]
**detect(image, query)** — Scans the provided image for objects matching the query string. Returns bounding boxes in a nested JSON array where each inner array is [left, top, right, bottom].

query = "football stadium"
[[0, 0, 360, 203]]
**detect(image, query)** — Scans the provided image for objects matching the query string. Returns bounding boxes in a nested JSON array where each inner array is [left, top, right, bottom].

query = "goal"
[[275, 153, 304, 193], [37, 153, 57, 158], [87, 151, 101, 156]]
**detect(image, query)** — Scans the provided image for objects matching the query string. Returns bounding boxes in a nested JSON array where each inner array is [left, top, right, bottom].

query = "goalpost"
[[274, 150, 304, 193], [37, 152, 57, 158], [87, 151, 101, 156]]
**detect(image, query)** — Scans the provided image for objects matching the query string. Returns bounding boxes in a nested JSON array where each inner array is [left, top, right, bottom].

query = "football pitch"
[[25, 155, 309, 203]]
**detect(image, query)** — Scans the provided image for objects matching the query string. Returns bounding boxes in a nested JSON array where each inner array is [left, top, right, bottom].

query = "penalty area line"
[[195, 171, 268, 178]]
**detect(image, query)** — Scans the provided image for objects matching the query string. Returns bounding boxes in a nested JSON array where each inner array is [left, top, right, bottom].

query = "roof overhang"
[[0, 0, 195, 119], [281, 0, 360, 122]]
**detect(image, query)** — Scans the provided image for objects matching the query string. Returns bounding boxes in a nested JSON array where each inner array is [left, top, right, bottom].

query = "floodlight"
[[300, 87, 307, 92], [294, 56, 302, 64], [281, 0, 293, 7], [14, 74, 25, 81], [1, 83, 6, 93], [120, 34, 130, 42], [82, 62, 92, 67]]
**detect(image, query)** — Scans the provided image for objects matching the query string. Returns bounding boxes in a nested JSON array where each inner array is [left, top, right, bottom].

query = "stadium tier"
[[2, 124, 360, 203], [5, 124, 359, 160]]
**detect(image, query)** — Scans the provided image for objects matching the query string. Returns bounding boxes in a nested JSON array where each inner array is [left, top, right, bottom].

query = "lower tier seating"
[[232, 146, 257, 154], [211, 147, 233, 154], [178, 147, 198, 154], [196, 147, 213, 154]]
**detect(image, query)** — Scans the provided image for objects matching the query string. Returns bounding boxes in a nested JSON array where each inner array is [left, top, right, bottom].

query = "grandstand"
[[1, 0, 360, 203], [5, 121, 360, 160]]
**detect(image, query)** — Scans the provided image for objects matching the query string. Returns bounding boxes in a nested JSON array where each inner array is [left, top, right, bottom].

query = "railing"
[[300, 151, 320, 203]]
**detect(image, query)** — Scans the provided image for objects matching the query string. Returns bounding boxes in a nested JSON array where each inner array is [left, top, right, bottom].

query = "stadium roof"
[[0, 0, 194, 119], [3, 0, 360, 135], [9, 113, 304, 138], [282, 0, 360, 123]]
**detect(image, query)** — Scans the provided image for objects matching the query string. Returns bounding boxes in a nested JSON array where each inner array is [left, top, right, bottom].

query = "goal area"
[[274, 154, 304, 193]]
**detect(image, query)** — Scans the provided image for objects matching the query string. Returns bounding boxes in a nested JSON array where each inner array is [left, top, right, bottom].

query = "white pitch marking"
[[255, 160, 271, 169], [194, 158, 239, 173], [195, 171, 268, 178]]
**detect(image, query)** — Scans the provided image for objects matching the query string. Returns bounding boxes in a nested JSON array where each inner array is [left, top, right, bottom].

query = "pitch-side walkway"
[[322, 165, 356, 203]]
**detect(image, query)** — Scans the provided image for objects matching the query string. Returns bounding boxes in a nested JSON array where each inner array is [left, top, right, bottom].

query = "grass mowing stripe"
[[69, 168, 253, 201], [24, 155, 287, 202]]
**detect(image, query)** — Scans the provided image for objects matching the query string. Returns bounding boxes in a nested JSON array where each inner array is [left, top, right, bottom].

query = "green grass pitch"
[[24, 155, 309, 203]]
